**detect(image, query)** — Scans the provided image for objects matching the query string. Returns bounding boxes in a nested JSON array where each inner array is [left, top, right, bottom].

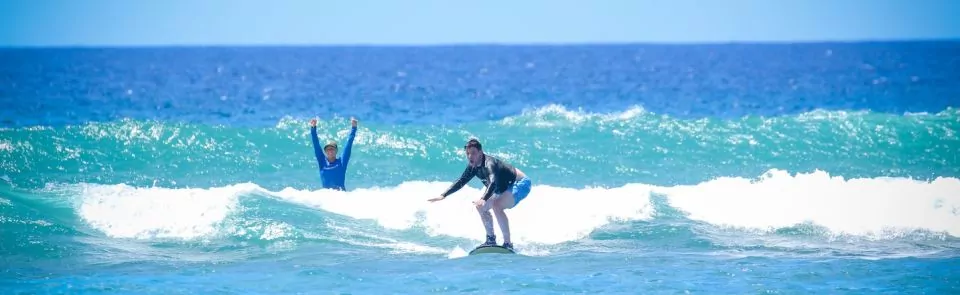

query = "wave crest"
[[49, 169, 960, 248], [660, 169, 960, 238]]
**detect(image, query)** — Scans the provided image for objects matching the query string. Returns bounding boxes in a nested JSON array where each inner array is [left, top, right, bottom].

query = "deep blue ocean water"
[[2, 42, 959, 294]]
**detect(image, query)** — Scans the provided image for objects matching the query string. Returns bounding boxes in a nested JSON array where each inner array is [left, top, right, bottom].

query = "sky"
[[2, 0, 959, 47]]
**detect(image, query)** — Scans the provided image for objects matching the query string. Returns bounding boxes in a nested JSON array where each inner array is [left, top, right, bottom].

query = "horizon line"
[[3, 37, 959, 49]]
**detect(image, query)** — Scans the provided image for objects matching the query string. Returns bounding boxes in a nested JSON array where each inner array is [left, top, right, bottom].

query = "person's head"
[[464, 138, 483, 167], [324, 140, 338, 160]]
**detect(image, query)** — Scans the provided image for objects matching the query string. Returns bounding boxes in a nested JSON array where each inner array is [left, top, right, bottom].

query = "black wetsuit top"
[[440, 154, 519, 201]]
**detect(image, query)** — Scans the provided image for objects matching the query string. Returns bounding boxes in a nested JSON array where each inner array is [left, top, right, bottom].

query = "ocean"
[[1, 42, 959, 294]]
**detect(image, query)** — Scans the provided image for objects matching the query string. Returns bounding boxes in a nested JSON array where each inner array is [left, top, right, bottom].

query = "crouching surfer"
[[428, 138, 532, 250]]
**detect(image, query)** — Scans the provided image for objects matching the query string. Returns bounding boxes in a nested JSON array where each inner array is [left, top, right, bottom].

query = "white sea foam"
[[66, 169, 960, 256], [271, 181, 656, 246], [658, 169, 960, 238], [73, 182, 262, 240]]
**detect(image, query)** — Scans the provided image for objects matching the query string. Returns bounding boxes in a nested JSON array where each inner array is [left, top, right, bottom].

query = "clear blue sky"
[[2, 0, 958, 46]]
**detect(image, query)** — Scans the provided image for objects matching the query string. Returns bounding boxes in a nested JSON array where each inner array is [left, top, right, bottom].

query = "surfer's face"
[[465, 147, 481, 167], [324, 146, 337, 159]]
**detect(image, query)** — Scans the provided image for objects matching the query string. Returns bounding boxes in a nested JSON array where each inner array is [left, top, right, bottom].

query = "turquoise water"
[[2, 43, 960, 293]]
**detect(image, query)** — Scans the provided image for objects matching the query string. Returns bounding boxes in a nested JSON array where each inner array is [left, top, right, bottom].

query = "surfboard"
[[468, 244, 516, 255]]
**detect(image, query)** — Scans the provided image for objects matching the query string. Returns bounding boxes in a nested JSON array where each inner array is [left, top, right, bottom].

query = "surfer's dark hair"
[[465, 138, 482, 151]]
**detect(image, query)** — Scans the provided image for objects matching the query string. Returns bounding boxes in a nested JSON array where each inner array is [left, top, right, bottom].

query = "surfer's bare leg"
[[476, 203, 495, 241], [492, 190, 516, 244]]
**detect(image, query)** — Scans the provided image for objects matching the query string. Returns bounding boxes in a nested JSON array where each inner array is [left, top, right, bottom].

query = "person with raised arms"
[[309, 117, 358, 191]]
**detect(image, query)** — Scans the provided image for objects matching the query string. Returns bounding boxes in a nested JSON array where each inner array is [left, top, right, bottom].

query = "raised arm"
[[341, 118, 358, 167], [309, 119, 323, 166]]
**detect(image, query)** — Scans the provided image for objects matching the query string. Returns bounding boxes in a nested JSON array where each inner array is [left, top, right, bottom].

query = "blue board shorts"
[[511, 177, 532, 206]]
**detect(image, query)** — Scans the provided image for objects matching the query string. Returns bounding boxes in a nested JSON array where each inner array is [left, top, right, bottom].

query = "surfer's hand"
[[351, 117, 358, 128], [309, 119, 317, 127], [473, 199, 485, 208], [427, 196, 444, 202]]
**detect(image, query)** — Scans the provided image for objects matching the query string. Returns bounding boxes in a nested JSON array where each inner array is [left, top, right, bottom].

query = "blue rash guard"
[[310, 126, 357, 191]]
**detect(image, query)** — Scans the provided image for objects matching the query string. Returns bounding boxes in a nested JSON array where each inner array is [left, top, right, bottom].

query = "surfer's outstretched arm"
[[439, 166, 475, 198], [309, 119, 323, 165], [341, 118, 358, 167]]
